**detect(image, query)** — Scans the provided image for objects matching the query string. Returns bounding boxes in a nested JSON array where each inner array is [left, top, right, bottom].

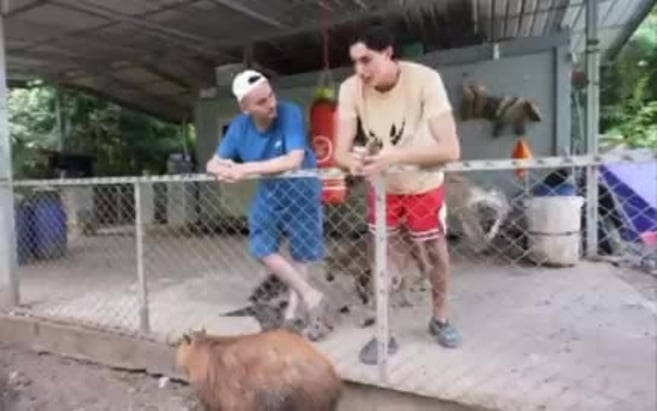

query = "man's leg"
[[249, 200, 323, 323], [258, 256, 323, 317], [284, 260, 310, 321], [406, 188, 460, 348], [283, 178, 334, 340]]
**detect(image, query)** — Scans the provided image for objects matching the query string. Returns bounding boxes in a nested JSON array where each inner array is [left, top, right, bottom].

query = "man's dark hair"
[[350, 24, 395, 52]]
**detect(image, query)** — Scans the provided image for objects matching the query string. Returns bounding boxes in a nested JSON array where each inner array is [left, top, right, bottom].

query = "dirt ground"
[[0, 343, 198, 411]]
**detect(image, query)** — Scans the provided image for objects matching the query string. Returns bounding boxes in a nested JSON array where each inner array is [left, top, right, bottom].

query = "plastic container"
[[525, 196, 585, 266], [14, 201, 36, 265], [31, 190, 67, 260], [321, 177, 347, 205], [532, 181, 577, 197], [640, 231, 657, 247]]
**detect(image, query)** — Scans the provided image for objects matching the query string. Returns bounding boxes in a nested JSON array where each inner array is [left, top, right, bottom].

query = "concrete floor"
[[14, 233, 657, 411]]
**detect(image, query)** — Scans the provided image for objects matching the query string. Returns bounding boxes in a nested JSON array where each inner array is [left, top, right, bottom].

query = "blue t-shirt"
[[215, 101, 320, 202]]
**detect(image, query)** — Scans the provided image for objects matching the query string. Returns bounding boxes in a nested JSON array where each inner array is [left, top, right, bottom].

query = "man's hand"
[[206, 156, 228, 174], [362, 145, 400, 180], [226, 163, 249, 182], [345, 147, 367, 176], [206, 156, 247, 183]]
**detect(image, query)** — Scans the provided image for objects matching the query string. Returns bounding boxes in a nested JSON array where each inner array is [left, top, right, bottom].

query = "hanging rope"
[[317, 0, 334, 91], [321, 2, 330, 71], [243, 44, 254, 69]]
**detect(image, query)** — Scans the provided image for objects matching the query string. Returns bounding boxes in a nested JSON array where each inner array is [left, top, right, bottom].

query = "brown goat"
[[174, 329, 342, 411], [460, 82, 542, 137]]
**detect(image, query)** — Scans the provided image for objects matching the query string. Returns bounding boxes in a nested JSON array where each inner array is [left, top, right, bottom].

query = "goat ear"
[[182, 333, 192, 344]]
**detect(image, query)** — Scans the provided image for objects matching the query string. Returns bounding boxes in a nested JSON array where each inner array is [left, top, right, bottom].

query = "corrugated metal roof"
[[3, 0, 655, 121]]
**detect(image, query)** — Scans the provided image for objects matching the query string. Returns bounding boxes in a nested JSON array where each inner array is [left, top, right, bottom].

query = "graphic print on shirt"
[[358, 70, 412, 154], [363, 110, 408, 153]]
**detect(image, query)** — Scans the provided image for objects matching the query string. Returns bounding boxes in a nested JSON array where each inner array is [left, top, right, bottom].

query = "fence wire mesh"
[[136, 176, 370, 339], [7, 153, 656, 384], [12, 183, 140, 333], [2, 152, 654, 411], [374, 157, 656, 399]]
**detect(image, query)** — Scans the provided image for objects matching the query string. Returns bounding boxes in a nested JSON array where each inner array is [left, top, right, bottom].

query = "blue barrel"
[[32, 190, 67, 260], [533, 181, 577, 197], [14, 201, 36, 265]]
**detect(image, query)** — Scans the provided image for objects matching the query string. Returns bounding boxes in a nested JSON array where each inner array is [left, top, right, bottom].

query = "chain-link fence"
[[6, 150, 656, 385], [11, 182, 139, 333]]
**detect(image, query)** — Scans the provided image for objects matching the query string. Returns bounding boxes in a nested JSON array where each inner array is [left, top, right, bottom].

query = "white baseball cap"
[[232, 69, 267, 102]]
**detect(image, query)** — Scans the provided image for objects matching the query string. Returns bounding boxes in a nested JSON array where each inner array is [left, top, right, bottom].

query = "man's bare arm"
[[240, 150, 305, 177], [392, 112, 461, 167], [333, 116, 359, 170]]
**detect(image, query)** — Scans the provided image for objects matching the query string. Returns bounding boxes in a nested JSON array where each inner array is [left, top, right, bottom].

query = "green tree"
[[600, 5, 657, 150], [8, 81, 195, 179], [8, 84, 57, 178]]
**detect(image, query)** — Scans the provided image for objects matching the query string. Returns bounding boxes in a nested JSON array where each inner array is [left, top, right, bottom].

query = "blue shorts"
[[248, 178, 324, 263]]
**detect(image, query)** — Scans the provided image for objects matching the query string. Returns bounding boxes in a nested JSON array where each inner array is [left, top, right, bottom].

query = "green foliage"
[[600, 5, 657, 151], [603, 101, 657, 149], [9, 84, 56, 178], [8, 82, 195, 179]]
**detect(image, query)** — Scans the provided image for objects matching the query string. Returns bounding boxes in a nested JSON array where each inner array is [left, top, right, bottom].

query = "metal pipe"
[[374, 175, 390, 383], [134, 182, 150, 333], [55, 85, 66, 179], [0, 11, 19, 306], [11, 152, 656, 188], [585, 0, 600, 258]]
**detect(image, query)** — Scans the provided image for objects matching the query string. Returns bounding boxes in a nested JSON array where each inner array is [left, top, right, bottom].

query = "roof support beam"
[[13, 0, 192, 52], [50, 0, 228, 60], [9, 49, 190, 112], [62, 83, 184, 124], [10, 0, 231, 70], [9, 35, 215, 89], [208, 0, 286, 28], [3, 0, 46, 16], [604, 0, 656, 60], [18, 44, 205, 90], [5, 64, 185, 122]]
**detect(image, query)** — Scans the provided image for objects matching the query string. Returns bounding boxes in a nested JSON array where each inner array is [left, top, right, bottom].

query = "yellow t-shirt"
[[337, 61, 453, 195]]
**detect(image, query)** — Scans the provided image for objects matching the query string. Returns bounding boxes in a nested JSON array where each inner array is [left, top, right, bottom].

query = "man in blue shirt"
[[206, 70, 332, 340]]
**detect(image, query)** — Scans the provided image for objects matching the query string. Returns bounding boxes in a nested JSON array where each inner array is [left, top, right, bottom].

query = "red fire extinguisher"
[[310, 87, 346, 205]]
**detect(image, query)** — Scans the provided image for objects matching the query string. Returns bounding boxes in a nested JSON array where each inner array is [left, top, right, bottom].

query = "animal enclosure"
[[7, 152, 657, 411]]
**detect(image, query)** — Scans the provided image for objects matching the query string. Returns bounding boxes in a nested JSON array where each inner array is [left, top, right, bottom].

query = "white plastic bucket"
[[524, 196, 585, 266]]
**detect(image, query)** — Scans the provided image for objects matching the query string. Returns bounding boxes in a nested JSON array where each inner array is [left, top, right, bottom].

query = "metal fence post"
[[585, 0, 600, 258], [134, 182, 150, 333], [0, 12, 18, 307], [374, 174, 390, 383]]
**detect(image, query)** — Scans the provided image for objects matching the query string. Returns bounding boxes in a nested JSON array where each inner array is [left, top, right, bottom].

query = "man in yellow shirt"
[[334, 25, 462, 364]]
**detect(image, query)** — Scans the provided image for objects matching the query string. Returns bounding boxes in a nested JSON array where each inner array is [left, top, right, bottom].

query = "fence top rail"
[[9, 151, 656, 187]]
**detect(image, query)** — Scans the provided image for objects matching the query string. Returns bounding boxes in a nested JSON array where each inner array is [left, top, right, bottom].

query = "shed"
[[1, 2, 656, 411]]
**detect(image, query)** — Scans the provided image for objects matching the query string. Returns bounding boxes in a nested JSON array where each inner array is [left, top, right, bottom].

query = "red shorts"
[[367, 185, 446, 241]]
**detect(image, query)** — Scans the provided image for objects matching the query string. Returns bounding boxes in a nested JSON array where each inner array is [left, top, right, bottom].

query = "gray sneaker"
[[358, 336, 399, 365], [428, 318, 461, 348]]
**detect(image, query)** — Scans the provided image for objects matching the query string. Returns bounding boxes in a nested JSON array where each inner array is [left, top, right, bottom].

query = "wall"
[[193, 32, 572, 221]]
